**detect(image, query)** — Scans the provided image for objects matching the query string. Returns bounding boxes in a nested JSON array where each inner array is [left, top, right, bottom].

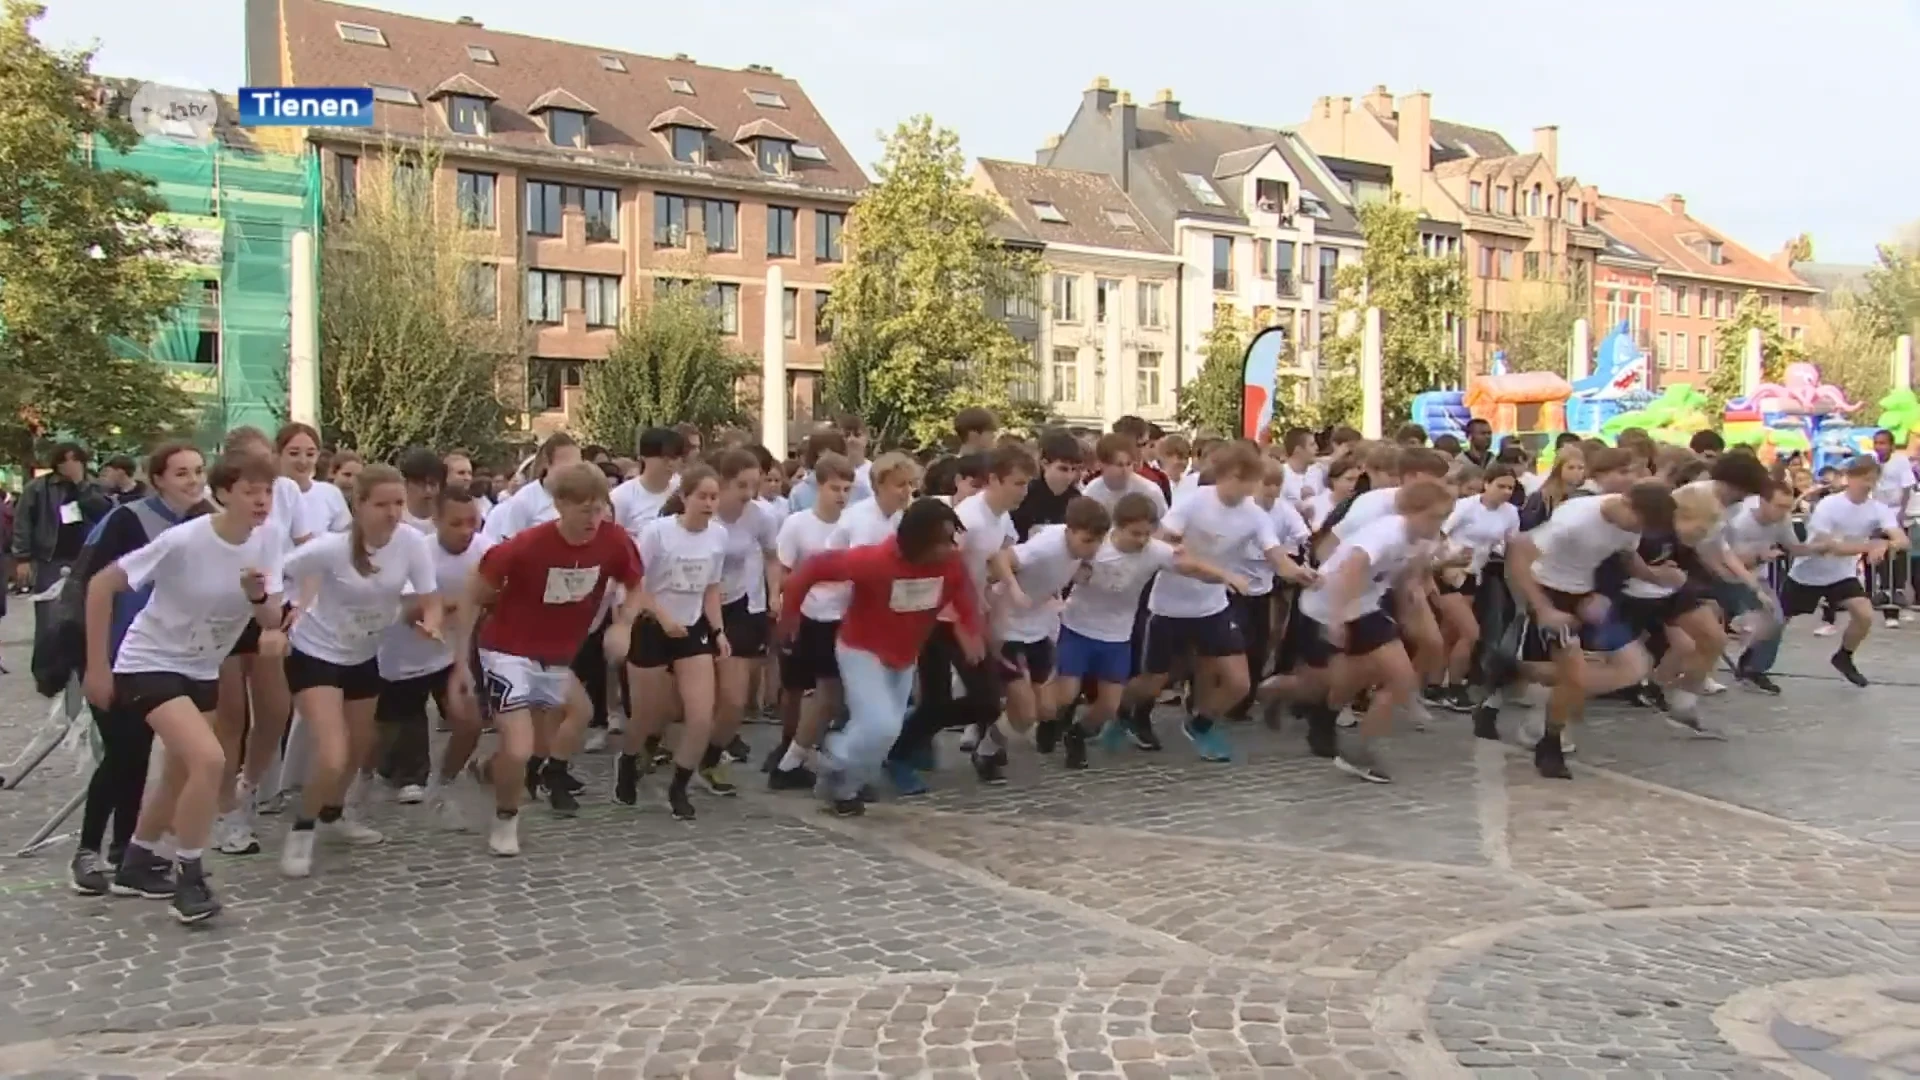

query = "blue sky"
[[39, 0, 1920, 263]]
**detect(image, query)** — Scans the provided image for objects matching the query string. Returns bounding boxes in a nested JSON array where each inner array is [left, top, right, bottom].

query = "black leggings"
[[375, 669, 441, 787], [890, 625, 1001, 763], [573, 625, 611, 729], [81, 704, 154, 855]]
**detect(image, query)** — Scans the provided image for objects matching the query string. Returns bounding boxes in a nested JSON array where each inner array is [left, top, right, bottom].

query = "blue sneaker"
[[884, 757, 929, 796], [1096, 718, 1130, 753], [1183, 718, 1232, 762]]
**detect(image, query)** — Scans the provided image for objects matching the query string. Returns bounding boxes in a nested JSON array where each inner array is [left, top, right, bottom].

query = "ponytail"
[[349, 463, 404, 577]]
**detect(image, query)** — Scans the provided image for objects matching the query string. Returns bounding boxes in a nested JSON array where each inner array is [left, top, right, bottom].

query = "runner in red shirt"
[[777, 498, 982, 817], [469, 463, 644, 856]]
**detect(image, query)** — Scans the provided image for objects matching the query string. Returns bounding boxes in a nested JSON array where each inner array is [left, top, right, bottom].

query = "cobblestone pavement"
[[0, 606, 1913, 1078]]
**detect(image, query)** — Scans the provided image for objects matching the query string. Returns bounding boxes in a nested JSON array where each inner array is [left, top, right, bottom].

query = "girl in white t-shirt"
[[278, 464, 441, 879], [1303, 455, 1361, 530], [1432, 464, 1522, 710], [710, 450, 782, 790], [83, 453, 289, 924]]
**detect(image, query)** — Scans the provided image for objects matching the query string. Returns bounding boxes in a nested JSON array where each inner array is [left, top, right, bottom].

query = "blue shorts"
[[1055, 626, 1134, 685]]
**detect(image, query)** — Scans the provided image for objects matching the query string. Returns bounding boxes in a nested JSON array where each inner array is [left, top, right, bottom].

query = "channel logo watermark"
[[237, 87, 374, 127]]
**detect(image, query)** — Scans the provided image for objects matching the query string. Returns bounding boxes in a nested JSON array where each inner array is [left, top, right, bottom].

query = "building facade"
[[244, 0, 867, 433]]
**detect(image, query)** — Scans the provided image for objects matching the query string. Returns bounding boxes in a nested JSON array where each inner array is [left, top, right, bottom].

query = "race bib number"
[[543, 566, 601, 605], [662, 556, 710, 593], [1087, 561, 1131, 592], [889, 577, 942, 612], [58, 501, 82, 525], [342, 606, 393, 641], [187, 617, 247, 656]]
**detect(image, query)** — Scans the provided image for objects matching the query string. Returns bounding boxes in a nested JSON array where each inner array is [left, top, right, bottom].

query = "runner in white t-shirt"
[[995, 501, 1109, 765], [767, 453, 857, 790], [1431, 464, 1522, 711], [1776, 455, 1907, 687]]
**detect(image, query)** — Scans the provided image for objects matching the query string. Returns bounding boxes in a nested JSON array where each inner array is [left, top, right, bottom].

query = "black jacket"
[[8, 474, 111, 565]]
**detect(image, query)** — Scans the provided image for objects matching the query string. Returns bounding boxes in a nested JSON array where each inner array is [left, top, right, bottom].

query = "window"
[[1318, 246, 1339, 300], [333, 153, 358, 216], [1566, 197, 1582, 225], [702, 199, 738, 252], [792, 143, 828, 162], [1655, 331, 1671, 370], [1256, 239, 1273, 279], [1716, 290, 1729, 318], [369, 84, 417, 106], [1052, 273, 1080, 322], [782, 287, 798, 339], [1254, 178, 1289, 210], [1181, 172, 1227, 207], [1030, 200, 1067, 224], [547, 109, 587, 149], [1546, 194, 1555, 219], [814, 290, 833, 342], [528, 359, 580, 413], [815, 211, 844, 261], [1674, 332, 1690, 371], [1493, 186, 1510, 214], [392, 159, 425, 209], [526, 270, 564, 324], [669, 125, 705, 163], [1523, 252, 1540, 280], [1790, 324, 1805, 342], [581, 186, 618, 242], [1527, 186, 1541, 216], [1656, 285, 1672, 313], [1105, 208, 1138, 231], [1136, 350, 1162, 408], [1675, 285, 1689, 316], [1095, 278, 1121, 324], [767, 206, 797, 258], [1700, 334, 1714, 371], [1468, 181, 1484, 210], [1001, 277, 1037, 321], [654, 193, 688, 247], [1137, 282, 1163, 328], [446, 94, 488, 135], [583, 274, 621, 328], [756, 139, 791, 176], [526, 181, 564, 236], [1706, 239, 1724, 265], [1496, 250, 1513, 280], [746, 88, 787, 108], [466, 44, 495, 64], [706, 282, 740, 334], [1275, 239, 1297, 277], [1050, 348, 1078, 405], [667, 76, 694, 95], [456, 170, 495, 228], [597, 54, 626, 72], [1298, 196, 1330, 220], [1477, 246, 1494, 277], [336, 21, 387, 46], [1212, 234, 1235, 291], [459, 263, 496, 318]]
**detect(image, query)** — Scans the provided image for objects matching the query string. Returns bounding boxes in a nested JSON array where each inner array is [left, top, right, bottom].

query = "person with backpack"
[[13, 444, 112, 689]]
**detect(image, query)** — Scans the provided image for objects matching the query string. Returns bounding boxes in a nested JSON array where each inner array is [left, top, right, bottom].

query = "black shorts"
[[1340, 609, 1402, 657], [1782, 576, 1867, 618], [1518, 588, 1632, 662], [1140, 608, 1244, 675], [628, 614, 720, 669], [997, 638, 1057, 683], [1618, 589, 1708, 636], [227, 603, 294, 657], [780, 616, 841, 690], [376, 665, 452, 724], [114, 671, 219, 717], [721, 597, 770, 660], [1437, 572, 1479, 597], [284, 647, 384, 701]]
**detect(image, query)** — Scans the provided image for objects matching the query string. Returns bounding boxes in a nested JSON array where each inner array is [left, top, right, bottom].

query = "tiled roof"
[[649, 105, 713, 132], [1596, 196, 1816, 291], [733, 118, 798, 143], [527, 87, 596, 115], [1379, 115, 1517, 164], [975, 159, 1172, 255], [273, 0, 867, 194], [426, 72, 497, 101], [1595, 227, 1660, 267], [1129, 109, 1362, 236]]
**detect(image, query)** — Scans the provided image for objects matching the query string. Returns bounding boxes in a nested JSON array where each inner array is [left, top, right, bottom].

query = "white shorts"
[[478, 649, 572, 714]]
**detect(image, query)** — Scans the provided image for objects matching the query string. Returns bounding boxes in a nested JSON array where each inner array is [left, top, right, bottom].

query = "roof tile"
[[426, 72, 497, 101], [527, 86, 596, 115], [1595, 196, 1815, 291], [974, 159, 1173, 255], [733, 118, 798, 143]]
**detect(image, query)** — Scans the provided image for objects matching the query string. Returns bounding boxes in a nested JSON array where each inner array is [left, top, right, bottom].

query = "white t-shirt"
[[1001, 525, 1086, 643], [1872, 452, 1916, 511], [1444, 496, 1521, 574], [284, 526, 439, 665], [483, 480, 557, 541], [955, 493, 1017, 608], [1790, 493, 1898, 587], [638, 516, 727, 625], [758, 494, 791, 532], [1238, 500, 1310, 596], [612, 475, 679, 543], [833, 497, 903, 548], [1173, 471, 1201, 498], [1151, 488, 1280, 618], [1300, 514, 1423, 624], [113, 515, 288, 682], [1722, 497, 1797, 562], [1332, 486, 1398, 541], [1304, 489, 1339, 528], [1519, 471, 1546, 496], [269, 475, 313, 547], [1061, 538, 1177, 643], [1281, 461, 1324, 506], [1527, 496, 1639, 595], [377, 532, 494, 680], [1081, 472, 1167, 517], [402, 508, 435, 535], [716, 502, 778, 612], [776, 508, 850, 621], [299, 479, 351, 535]]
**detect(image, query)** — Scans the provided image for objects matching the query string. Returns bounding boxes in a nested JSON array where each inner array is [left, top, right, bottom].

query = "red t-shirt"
[[477, 520, 642, 664], [780, 537, 980, 669]]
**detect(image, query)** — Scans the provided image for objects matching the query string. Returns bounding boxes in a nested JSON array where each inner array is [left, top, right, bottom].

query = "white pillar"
[[1895, 334, 1913, 393], [288, 230, 318, 429], [1360, 305, 1383, 439], [761, 265, 787, 455], [1742, 326, 1764, 398], [1103, 306, 1124, 424], [1569, 318, 1591, 382]]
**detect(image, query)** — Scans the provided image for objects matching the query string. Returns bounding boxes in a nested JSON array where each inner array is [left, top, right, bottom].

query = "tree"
[[820, 116, 1041, 447], [1318, 199, 1469, 428], [574, 276, 751, 450], [318, 144, 523, 458], [0, 0, 200, 466], [1702, 290, 1804, 418], [1853, 240, 1920, 345], [1806, 293, 1893, 408], [1175, 305, 1251, 436], [1500, 289, 1583, 375]]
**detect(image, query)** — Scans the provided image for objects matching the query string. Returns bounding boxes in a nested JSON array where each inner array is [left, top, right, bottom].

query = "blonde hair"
[[868, 451, 921, 488], [1672, 482, 1725, 544], [350, 464, 404, 576]]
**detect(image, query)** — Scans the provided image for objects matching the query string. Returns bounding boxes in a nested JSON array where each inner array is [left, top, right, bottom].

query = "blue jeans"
[[820, 642, 915, 801]]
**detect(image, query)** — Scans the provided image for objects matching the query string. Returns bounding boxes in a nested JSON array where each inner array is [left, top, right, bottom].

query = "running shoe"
[[1062, 723, 1090, 770], [768, 764, 817, 791], [110, 845, 176, 899], [549, 763, 586, 794], [547, 782, 580, 816], [430, 789, 470, 832], [583, 728, 609, 754], [614, 754, 641, 805], [1698, 677, 1727, 696], [1096, 717, 1130, 753], [970, 745, 1007, 785], [279, 829, 316, 878], [396, 784, 427, 805], [489, 813, 520, 857], [724, 735, 752, 764], [1305, 711, 1338, 759], [1832, 650, 1869, 687], [699, 762, 739, 797], [1033, 716, 1065, 755], [1181, 718, 1232, 763], [1472, 703, 1501, 742], [957, 723, 982, 753], [1885, 612, 1902, 630], [215, 816, 261, 857], [1534, 729, 1572, 780], [829, 797, 866, 817], [171, 860, 220, 924], [668, 787, 697, 821], [1814, 622, 1838, 637], [71, 849, 109, 896], [1127, 711, 1162, 752], [1332, 731, 1390, 783], [321, 817, 386, 847], [883, 757, 928, 796], [256, 786, 295, 816], [1739, 670, 1782, 695], [1443, 685, 1477, 714]]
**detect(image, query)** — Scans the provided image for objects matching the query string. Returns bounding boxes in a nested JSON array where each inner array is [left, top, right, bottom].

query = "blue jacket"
[[84, 497, 191, 663]]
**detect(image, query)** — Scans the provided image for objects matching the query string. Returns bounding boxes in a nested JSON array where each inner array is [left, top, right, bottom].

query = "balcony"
[[1274, 270, 1299, 299]]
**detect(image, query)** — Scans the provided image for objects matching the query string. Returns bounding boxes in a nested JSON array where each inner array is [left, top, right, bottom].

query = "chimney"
[[1036, 133, 1060, 166], [1086, 75, 1117, 115], [1395, 90, 1432, 178], [1661, 193, 1687, 217], [1532, 125, 1558, 175], [1334, 96, 1352, 120], [1153, 87, 1180, 121], [455, 15, 482, 26], [1313, 95, 1331, 120], [1363, 84, 1394, 117], [1117, 92, 1137, 190]]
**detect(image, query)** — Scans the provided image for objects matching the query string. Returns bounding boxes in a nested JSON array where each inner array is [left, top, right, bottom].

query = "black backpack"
[[32, 500, 176, 698]]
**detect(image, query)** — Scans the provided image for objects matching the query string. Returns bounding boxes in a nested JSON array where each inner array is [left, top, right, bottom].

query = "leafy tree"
[[318, 144, 523, 459], [574, 276, 750, 451], [1175, 305, 1252, 436], [1318, 199, 1469, 427], [1853, 240, 1920, 345], [1806, 293, 1892, 409], [1702, 290, 1803, 418], [0, 0, 200, 467], [1500, 289, 1583, 375], [820, 116, 1041, 447]]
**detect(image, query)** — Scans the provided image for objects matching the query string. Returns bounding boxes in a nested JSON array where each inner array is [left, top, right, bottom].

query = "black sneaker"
[[1062, 724, 1089, 770], [523, 760, 544, 801], [548, 783, 580, 817], [971, 747, 1007, 785], [760, 741, 787, 774], [1443, 686, 1476, 714], [171, 860, 220, 924], [668, 787, 696, 821], [1421, 685, 1447, 707], [830, 797, 866, 817], [724, 735, 751, 764], [543, 760, 584, 799], [1305, 711, 1338, 759], [1534, 729, 1572, 780], [1127, 712, 1163, 752], [1740, 670, 1782, 695], [105, 842, 126, 870], [614, 754, 640, 806], [1472, 704, 1501, 742], [71, 850, 109, 896], [768, 764, 816, 791], [109, 845, 176, 899], [1034, 716, 1064, 755], [1832, 651, 1869, 687]]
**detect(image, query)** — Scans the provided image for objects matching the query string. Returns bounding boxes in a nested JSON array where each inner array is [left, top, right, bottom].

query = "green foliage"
[[1807, 292, 1893, 409], [1702, 290, 1803, 419], [0, 0, 200, 466], [1318, 199, 1468, 426], [1175, 305, 1251, 436], [574, 277, 750, 452], [1853, 241, 1920, 345], [318, 144, 523, 459], [820, 116, 1041, 448], [1500, 289, 1582, 375]]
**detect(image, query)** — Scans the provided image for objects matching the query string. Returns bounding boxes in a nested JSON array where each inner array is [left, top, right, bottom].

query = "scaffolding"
[[96, 138, 320, 443]]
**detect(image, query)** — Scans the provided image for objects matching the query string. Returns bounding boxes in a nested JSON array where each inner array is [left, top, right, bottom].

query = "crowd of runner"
[[12, 406, 1912, 925]]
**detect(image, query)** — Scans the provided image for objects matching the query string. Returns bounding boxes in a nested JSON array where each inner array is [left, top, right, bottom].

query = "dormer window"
[[652, 106, 717, 165], [734, 118, 798, 176], [1254, 178, 1289, 212], [528, 87, 597, 150], [672, 127, 705, 163], [428, 75, 498, 138], [1706, 239, 1725, 265]]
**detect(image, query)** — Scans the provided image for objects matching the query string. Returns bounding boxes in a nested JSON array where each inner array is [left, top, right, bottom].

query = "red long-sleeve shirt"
[[780, 537, 981, 668]]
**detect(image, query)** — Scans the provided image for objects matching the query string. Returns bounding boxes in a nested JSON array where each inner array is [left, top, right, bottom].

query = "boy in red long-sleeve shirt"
[[777, 498, 983, 816]]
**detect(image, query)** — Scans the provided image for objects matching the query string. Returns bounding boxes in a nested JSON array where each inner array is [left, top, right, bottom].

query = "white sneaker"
[[1334, 708, 1360, 729], [257, 786, 296, 815], [1399, 698, 1432, 732], [1699, 677, 1727, 696], [280, 829, 315, 877], [583, 728, 608, 753], [957, 724, 982, 752], [321, 817, 385, 847], [214, 812, 261, 856], [396, 784, 427, 805], [1815, 623, 1838, 637], [430, 786, 470, 832], [608, 711, 627, 736], [1885, 614, 1901, 630], [489, 813, 519, 857]]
